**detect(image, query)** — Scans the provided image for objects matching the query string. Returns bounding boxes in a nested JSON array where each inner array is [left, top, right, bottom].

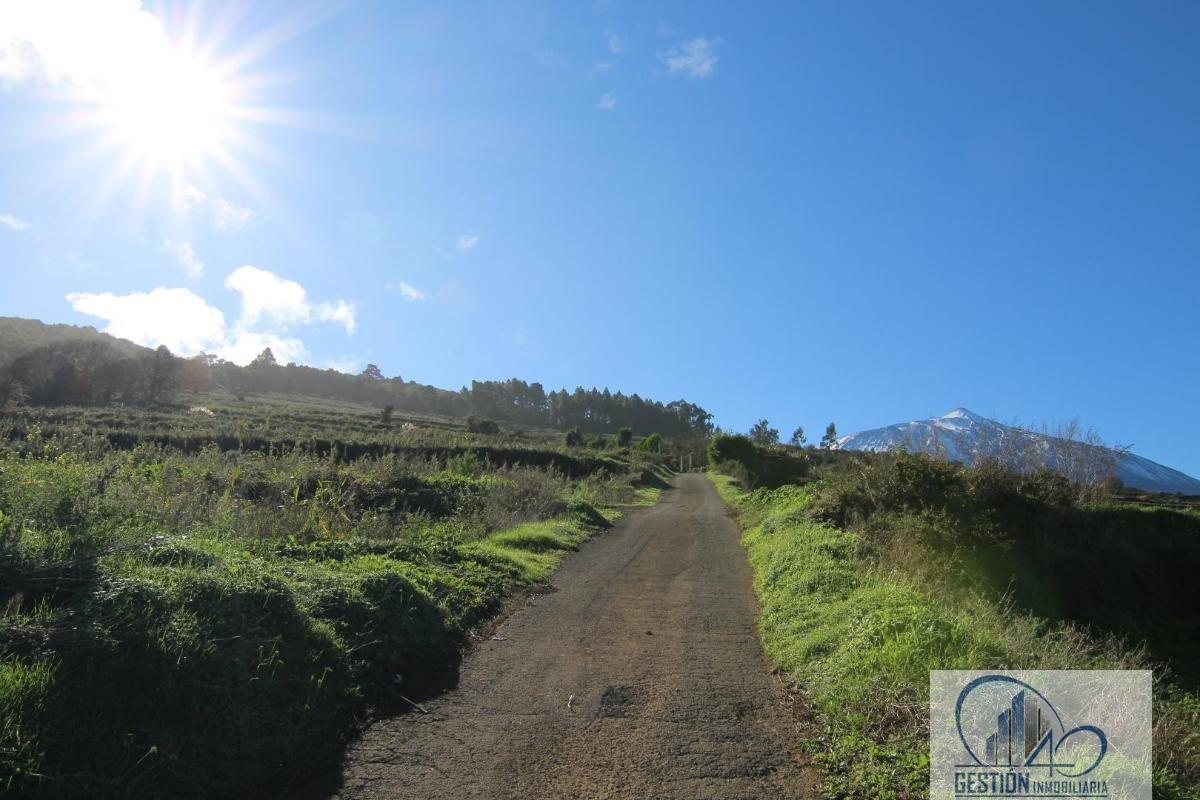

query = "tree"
[[820, 422, 838, 449], [749, 419, 779, 446], [616, 427, 633, 447], [789, 426, 806, 447], [361, 363, 384, 381], [144, 345, 181, 404], [250, 348, 277, 368], [635, 432, 662, 452], [707, 433, 757, 466]]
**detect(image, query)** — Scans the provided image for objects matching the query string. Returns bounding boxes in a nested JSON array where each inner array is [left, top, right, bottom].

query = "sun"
[[4, 0, 311, 212], [98, 49, 235, 168]]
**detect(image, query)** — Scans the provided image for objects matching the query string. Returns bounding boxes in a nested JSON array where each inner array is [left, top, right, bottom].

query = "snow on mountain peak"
[[831, 409, 1200, 496], [940, 407, 984, 421]]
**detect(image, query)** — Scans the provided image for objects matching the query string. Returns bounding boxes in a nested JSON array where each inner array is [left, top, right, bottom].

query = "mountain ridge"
[[832, 407, 1200, 496]]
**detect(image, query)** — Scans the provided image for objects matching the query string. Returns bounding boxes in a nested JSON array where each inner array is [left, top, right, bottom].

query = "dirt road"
[[324, 473, 814, 799]]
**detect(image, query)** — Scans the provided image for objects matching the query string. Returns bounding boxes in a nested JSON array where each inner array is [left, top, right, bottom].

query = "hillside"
[[831, 407, 1200, 495], [0, 316, 149, 366], [0, 317, 712, 437]]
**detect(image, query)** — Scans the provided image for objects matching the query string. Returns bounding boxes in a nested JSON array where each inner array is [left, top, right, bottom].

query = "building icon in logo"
[[983, 689, 1052, 767], [932, 670, 1152, 800]]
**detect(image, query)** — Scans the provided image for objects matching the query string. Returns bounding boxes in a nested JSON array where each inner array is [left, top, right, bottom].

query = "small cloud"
[[225, 265, 357, 334], [0, 213, 33, 232], [660, 37, 719, 79], [211, 197, 257, 229], [217, 330, 308, 366], [589, 60, 615, 75], [596, 93, 617, 111], [315, 300, 356, 333], [173, 183, 257, 230], [172, 184, 207, 214], [386, 281, 428, 302], [322, 356, 363, 374], [161, 238, 204, 279], [456, 233, 480, 252], [607, 33, 625, 54]]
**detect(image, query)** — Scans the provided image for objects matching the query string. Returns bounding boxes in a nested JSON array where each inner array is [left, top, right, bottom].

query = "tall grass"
[[710, 461, 1200, 800], [0, 399, 660, 799]]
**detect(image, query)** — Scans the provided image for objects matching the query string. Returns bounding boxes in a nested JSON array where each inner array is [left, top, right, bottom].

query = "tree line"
[[0, 340, 713, 437]]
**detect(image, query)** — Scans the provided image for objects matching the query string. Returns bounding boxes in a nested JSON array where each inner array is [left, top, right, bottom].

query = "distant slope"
[[0, 317, 713, 437], [832, 407, 1200, 495], [0, 316, 149, 366]]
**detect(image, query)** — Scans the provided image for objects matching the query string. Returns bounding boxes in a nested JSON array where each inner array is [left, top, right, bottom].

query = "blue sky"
[[1, 1, 1198, 476]]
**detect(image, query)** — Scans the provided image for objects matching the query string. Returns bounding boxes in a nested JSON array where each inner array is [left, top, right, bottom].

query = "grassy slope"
[[0, 401, 666, 799], [708, 472, 1200, 800]]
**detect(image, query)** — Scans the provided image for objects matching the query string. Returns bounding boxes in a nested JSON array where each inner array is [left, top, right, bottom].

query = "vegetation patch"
[[710, 460, 1200, 800], [0, 399, 662, 799]]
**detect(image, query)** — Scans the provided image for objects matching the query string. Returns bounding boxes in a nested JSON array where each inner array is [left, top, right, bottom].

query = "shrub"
[[616, 427, 633, 447], [564, 427, 584, 448], [707, 433, 757, 466], [467, 416, 500, 435], [634, 432, 661, 452]]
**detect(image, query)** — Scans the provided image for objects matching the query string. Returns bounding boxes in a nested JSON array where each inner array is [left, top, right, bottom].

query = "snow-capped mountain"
[[831, 408, 1200, 496]]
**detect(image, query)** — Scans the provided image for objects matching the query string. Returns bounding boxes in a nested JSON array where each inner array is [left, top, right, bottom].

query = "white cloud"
[[67, 266, 357, 365], [173, 183, 257, 230], [322, 356, 363, 374], [171, 183, 207, 214], [660, 37, 719, 79], [0, 213, 32, 232], [315, 299, 356, 333], [456, 233, 480, 252], [217, 329, 307, 366], [211, 196, 257, 229], [589, 60, 615, 75], [66, 287, 226, 354], [386, 281, 428, 302], [596, 93, 617, 111], [607, 34, 625, 54], [225, 265, 357, 334], [161, 238, 204, 279]]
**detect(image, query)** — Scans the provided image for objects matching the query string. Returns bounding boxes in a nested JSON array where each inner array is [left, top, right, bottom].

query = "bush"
[[714, 472, 1200, 799], [634, 432, 661, 452], [616, 427, 633, 447], [467, 416, 500, 435], [806, 451, 1200, 675], [706, 433, 809, 489], [564, 427, 584, 448], [707, 433, 756, 466]]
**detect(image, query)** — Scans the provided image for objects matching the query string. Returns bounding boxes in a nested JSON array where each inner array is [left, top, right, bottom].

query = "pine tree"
[[820, 422, 838, 449]]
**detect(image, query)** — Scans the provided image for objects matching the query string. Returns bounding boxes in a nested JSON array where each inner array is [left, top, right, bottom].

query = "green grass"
[[0, 397, 662, 799], [709, 471, 1200, 800]]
